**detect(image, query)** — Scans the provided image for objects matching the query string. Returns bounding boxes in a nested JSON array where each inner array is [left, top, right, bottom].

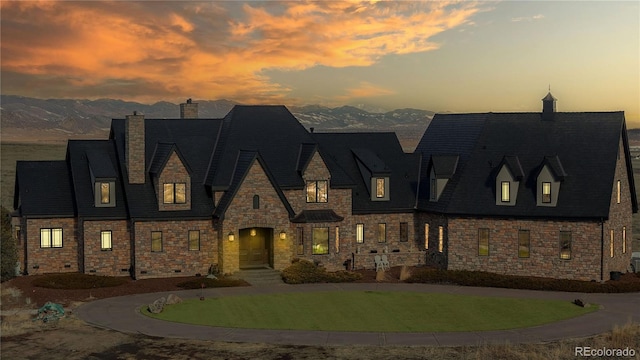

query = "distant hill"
[[0, 95, 432, 134]]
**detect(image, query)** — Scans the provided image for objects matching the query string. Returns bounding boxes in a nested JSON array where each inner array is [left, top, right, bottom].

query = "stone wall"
[[133, 219, 216, 279], [157, 151, 191, 211], [24, 218, 78, 274], [83, 220, 131, 276], [125, 113, 145, 184], [416, 212, 449, 269]]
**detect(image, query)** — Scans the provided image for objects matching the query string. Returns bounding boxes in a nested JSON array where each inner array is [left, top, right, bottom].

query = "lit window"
[[188, 230, 200, 251], [542, 182, 551, 203], [560, 231, 571, 259], [40, 228, 63, 248], [617, 180, 621, 204], [424, 223, 429, 249], [163, 183, 186, 204], [478, 228, 489, 256], [335, 227, 340, 253], [501, 181, 510, 202], [438, 226, 444, 253], [518, 230, 530, 258], [610, 229, 614, 258], [306, 180, 328, 203], [399, 222, 408, 242], [356, 223, 364, 243], [378, 223, 386, 243], [376, 178, 385, 198], [100, 182, 110, 204], [151, 231, 163, 252], [312, 227, 329, 255], [623, 227, 627, 254], [101, 230, 112, 251], [296, 228, 304, 255]]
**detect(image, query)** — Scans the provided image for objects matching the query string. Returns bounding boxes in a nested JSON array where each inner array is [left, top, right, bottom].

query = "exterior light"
[[279, 230, 287, 240], [250, 229, 257, 237], [227, 232, 235, 242]]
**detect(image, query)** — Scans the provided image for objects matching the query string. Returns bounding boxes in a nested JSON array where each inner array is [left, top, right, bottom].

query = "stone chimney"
[[125, 111, 145, 184], [542, 92, 556, 121], [180, 98, 198, 119]]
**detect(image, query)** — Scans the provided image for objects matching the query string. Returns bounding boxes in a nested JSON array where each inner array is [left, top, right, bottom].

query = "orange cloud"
[[1, 1, 483, 104], [336, 82, 395, 102]]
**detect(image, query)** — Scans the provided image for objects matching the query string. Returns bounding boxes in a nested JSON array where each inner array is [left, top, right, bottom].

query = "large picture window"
[[101, 230, 112, 251], [40, 228, 63, 248], [560, 231, 571, 259], [312, 227, 329, 255], [306, 180, 328, 203], [478, 228, 489, 256], [163, 183, 186, 204], [188, 230, 200, 251], [151, 231, 163, 252], [518, 230, 530, 258]]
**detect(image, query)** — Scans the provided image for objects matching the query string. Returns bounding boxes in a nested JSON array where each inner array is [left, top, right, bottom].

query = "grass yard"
[[145, 291, 596, 332]]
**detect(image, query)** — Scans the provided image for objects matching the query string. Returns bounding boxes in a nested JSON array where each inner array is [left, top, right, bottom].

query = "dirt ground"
[[1, 267, 639, 360]]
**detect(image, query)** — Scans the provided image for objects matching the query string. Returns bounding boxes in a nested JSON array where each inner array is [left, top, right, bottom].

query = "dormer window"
[[94, 180, 116, 207], [100, 182, 110, 204], [371, 177, 390, 201], [163, 183, 186, 204], [495, 156, 523, 206], [306, 180, 328, 203], [429, 155, 458, 202], [536, 156, 566, 207]]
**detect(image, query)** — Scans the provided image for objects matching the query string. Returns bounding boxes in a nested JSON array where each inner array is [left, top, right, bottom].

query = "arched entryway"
[[239, 227, 273, 269]]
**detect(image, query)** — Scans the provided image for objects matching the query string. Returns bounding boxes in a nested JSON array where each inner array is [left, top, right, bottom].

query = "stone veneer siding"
[[133, 219, 215, 279], [125, 114, 145, 184], [83, 220, 131, 276], [24, 218, 78, 274], [156, 151, 191, 211], [220, 160, 292, 274]]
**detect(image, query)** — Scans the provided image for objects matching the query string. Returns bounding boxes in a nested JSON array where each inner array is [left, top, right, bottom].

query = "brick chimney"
[[180, 98, 198, 119], [125, 111, 145, 184]]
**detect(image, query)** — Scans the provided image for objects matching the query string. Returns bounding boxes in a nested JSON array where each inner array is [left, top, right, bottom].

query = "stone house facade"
[[12, 94, 637, 281]]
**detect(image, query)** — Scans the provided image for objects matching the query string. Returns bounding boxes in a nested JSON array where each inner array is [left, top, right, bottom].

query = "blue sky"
[[1, 1, 638, 125]]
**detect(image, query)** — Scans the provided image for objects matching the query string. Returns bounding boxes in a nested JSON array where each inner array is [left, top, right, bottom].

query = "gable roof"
[[15, 161, 75, 217], [212, 150, 294, 219], [313, 132, 419, 213], [430, 155, 459, 179], [415, 111, 637, 218], [205, 105, 316, 190], [148, 142, 193, 177]]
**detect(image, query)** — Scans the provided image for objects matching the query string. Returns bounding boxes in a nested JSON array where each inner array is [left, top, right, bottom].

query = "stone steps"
[[234, 268, 285, 286]]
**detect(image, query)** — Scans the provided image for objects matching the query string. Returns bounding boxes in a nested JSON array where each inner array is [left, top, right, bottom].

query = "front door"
[[239, 228, 271, 268]]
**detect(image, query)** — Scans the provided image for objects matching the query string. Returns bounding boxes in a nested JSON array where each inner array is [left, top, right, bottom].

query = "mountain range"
[[0, 95, 434, 137]]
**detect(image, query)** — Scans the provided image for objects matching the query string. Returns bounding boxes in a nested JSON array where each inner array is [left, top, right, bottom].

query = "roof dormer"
[[352, 148, 391, 201], [87, 150, 117, 208], [536, 156, 566, 207], [496, 156, 523, 206], [148, 143, 193, 211], [429, 155, 459, 202]]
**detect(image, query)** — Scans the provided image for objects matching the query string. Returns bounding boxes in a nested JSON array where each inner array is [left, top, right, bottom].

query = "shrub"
[[281, 260, 362, 284], [1, 207, 18, 282], [32, 273, 128, 289], [176, 277, 249, 289], [405, 269, 640, 293]]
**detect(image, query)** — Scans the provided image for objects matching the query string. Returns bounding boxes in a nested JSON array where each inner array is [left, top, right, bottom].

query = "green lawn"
[[145, 291, 596, 332]]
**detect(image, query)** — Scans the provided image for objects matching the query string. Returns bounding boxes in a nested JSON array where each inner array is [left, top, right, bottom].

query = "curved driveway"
[[76, 283, 640, 346]]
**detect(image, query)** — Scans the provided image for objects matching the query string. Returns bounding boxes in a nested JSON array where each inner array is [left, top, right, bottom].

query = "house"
[[414, 93, 637, 281], [12, 93, 636, 281]]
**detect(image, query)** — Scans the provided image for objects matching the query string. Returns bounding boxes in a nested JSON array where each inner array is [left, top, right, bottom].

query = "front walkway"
[[75, 283, 640, 346]]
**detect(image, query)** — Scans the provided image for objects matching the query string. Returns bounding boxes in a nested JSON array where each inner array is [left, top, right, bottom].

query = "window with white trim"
[[40, 228, 62, 248]]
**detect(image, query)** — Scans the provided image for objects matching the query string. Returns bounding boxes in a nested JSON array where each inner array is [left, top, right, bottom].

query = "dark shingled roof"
[[415, 111, 637, 218], [148, 143, 193, 177], [110, 118, 222, 219], [67, 140, 128, 218], [205, 106, 316, 190], [291, 209, 344, 223], [15, 161, 75, 217], [313, 132, 420, 214], [431, 155, 459, 179]]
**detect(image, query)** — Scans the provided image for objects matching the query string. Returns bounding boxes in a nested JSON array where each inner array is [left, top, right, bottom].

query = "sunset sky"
[[1, 1, 638, 125]]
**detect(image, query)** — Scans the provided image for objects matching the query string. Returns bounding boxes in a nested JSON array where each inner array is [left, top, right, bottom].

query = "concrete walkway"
[[75, 283, 640, 346]]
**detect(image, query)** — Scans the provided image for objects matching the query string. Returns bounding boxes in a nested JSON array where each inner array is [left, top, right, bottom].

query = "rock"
[[148, 297, 166, 314], [206, 274, 217, 280], [399, 265, 412, 281], [376, 270, 386, 282], [573, 299, 590, 308], [166, 294, 182, 305]]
